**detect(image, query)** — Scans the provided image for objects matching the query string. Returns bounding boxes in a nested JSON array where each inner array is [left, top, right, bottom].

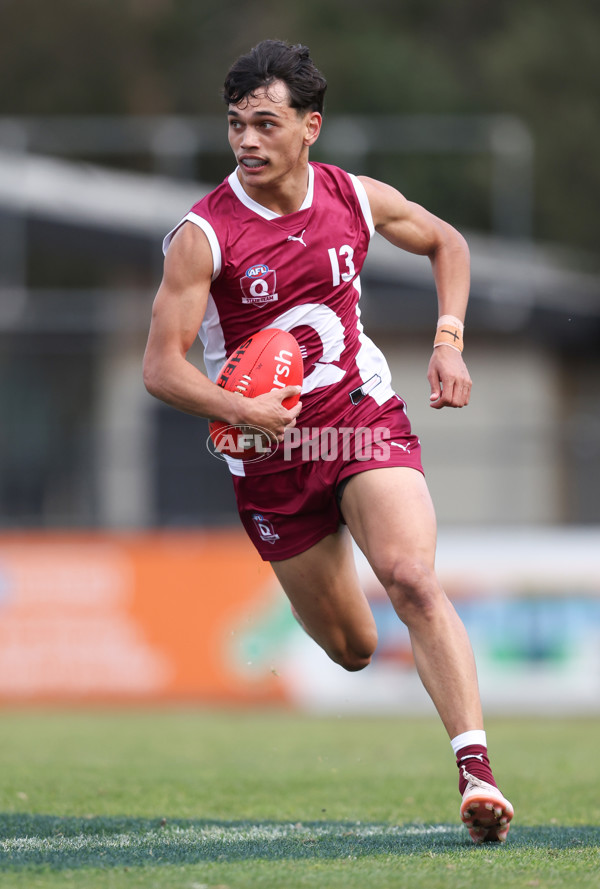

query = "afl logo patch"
[[240, 265, 279, 307], [245, 264, 270, 278]]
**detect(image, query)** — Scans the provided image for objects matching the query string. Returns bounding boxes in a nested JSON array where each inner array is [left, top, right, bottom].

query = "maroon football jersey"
[[164, 162, 397, 475]]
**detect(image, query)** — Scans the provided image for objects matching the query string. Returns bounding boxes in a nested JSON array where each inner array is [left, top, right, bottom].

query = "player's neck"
[[235, 163, 310, 216]]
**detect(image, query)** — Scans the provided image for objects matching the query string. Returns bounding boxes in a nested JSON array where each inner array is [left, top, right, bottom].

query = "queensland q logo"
[[250, 279, 270, 298], [206, 424, 279, 463]]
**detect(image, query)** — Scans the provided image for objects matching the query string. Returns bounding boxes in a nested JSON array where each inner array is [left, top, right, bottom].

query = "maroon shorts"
[[232, 395, 423, 561]]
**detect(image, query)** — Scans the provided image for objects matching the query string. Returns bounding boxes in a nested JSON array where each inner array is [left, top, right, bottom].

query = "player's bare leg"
[[271, 526, 378, 673], [340, 466, 513, 842], [339, 466, 481, 736], [270, 469, 482, 729]]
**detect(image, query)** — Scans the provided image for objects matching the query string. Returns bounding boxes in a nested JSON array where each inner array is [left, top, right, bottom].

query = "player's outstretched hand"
[[244, 386, 303, 441], [427, 348, 472, 409]]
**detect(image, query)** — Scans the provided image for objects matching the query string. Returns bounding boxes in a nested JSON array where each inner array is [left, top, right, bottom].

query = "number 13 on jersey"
[[328, 245, 356, 286]]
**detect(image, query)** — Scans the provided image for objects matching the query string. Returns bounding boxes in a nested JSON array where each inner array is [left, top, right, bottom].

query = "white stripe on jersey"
[[349, 174, 376, 238], [198, 293, 226, 383], [162, 212, 222, 281], [227, 165, 315, 219]]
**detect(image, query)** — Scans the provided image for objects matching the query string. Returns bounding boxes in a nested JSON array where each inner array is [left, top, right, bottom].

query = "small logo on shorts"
[[252, 513, 280, 545]]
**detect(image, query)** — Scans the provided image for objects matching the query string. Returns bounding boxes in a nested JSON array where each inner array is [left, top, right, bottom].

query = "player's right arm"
[[143, 222, 300, 438]]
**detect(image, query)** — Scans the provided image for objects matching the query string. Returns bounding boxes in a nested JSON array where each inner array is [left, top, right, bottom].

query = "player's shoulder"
[[310, 163, 375, 235], [162, 219, 214, 285], [311, 160, 353, 185], [163, 174, 236, 266], [189, 174, 235, 217], [354, 174, 412, 207], [311, 161, 369, 206], [353, 175, 412, 225]]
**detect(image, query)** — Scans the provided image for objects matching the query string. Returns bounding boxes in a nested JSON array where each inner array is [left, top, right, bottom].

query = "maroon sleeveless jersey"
[[164, 162, 397, 475]]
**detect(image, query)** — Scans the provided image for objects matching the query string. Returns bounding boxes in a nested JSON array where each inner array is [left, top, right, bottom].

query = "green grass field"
[[0, 710, 599, 888]]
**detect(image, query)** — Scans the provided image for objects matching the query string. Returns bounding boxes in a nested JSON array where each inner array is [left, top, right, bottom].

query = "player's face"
[[228, 80, 321, 201]]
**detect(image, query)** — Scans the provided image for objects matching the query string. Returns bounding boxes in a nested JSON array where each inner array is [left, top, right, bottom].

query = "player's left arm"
[[359, 175, 472, 409]]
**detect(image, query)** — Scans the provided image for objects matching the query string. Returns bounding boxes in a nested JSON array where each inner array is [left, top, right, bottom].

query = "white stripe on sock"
[[450, 729, 487, 755]]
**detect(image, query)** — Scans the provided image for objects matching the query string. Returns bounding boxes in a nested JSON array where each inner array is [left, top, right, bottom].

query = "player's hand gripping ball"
[[208, 328, 303, 461]]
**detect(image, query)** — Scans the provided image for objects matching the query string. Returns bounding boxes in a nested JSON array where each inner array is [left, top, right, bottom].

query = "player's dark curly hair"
[[223, 39, 327, 114]]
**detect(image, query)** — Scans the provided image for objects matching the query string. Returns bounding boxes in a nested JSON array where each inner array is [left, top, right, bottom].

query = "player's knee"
[[380, 558, 440, 622], [329, 629, 377, 672], [335, 649, 373, 672]]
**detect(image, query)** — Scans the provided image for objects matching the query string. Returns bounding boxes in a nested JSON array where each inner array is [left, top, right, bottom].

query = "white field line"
[[1, 822, 461, 855]]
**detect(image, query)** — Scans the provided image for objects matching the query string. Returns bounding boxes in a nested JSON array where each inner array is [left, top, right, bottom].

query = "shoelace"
[[461, 765, 491, 790]]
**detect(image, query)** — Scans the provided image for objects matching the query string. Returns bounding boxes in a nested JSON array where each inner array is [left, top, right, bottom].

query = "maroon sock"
[[456, 744, 497, 795]]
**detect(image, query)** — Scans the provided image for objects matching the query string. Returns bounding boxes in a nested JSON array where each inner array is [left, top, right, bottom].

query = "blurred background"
[[0, 0, 599, 713]]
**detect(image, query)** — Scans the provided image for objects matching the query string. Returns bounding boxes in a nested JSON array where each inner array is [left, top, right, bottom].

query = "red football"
[[208, 328, 303, 461]]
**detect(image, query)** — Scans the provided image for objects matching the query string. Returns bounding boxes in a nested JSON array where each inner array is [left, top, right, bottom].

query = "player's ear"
[[304, 112, 322, 147]]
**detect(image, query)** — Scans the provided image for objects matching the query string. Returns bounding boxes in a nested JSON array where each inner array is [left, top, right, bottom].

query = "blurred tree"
[[0, 0, 598, 252], [480, 0, 600, 256]]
